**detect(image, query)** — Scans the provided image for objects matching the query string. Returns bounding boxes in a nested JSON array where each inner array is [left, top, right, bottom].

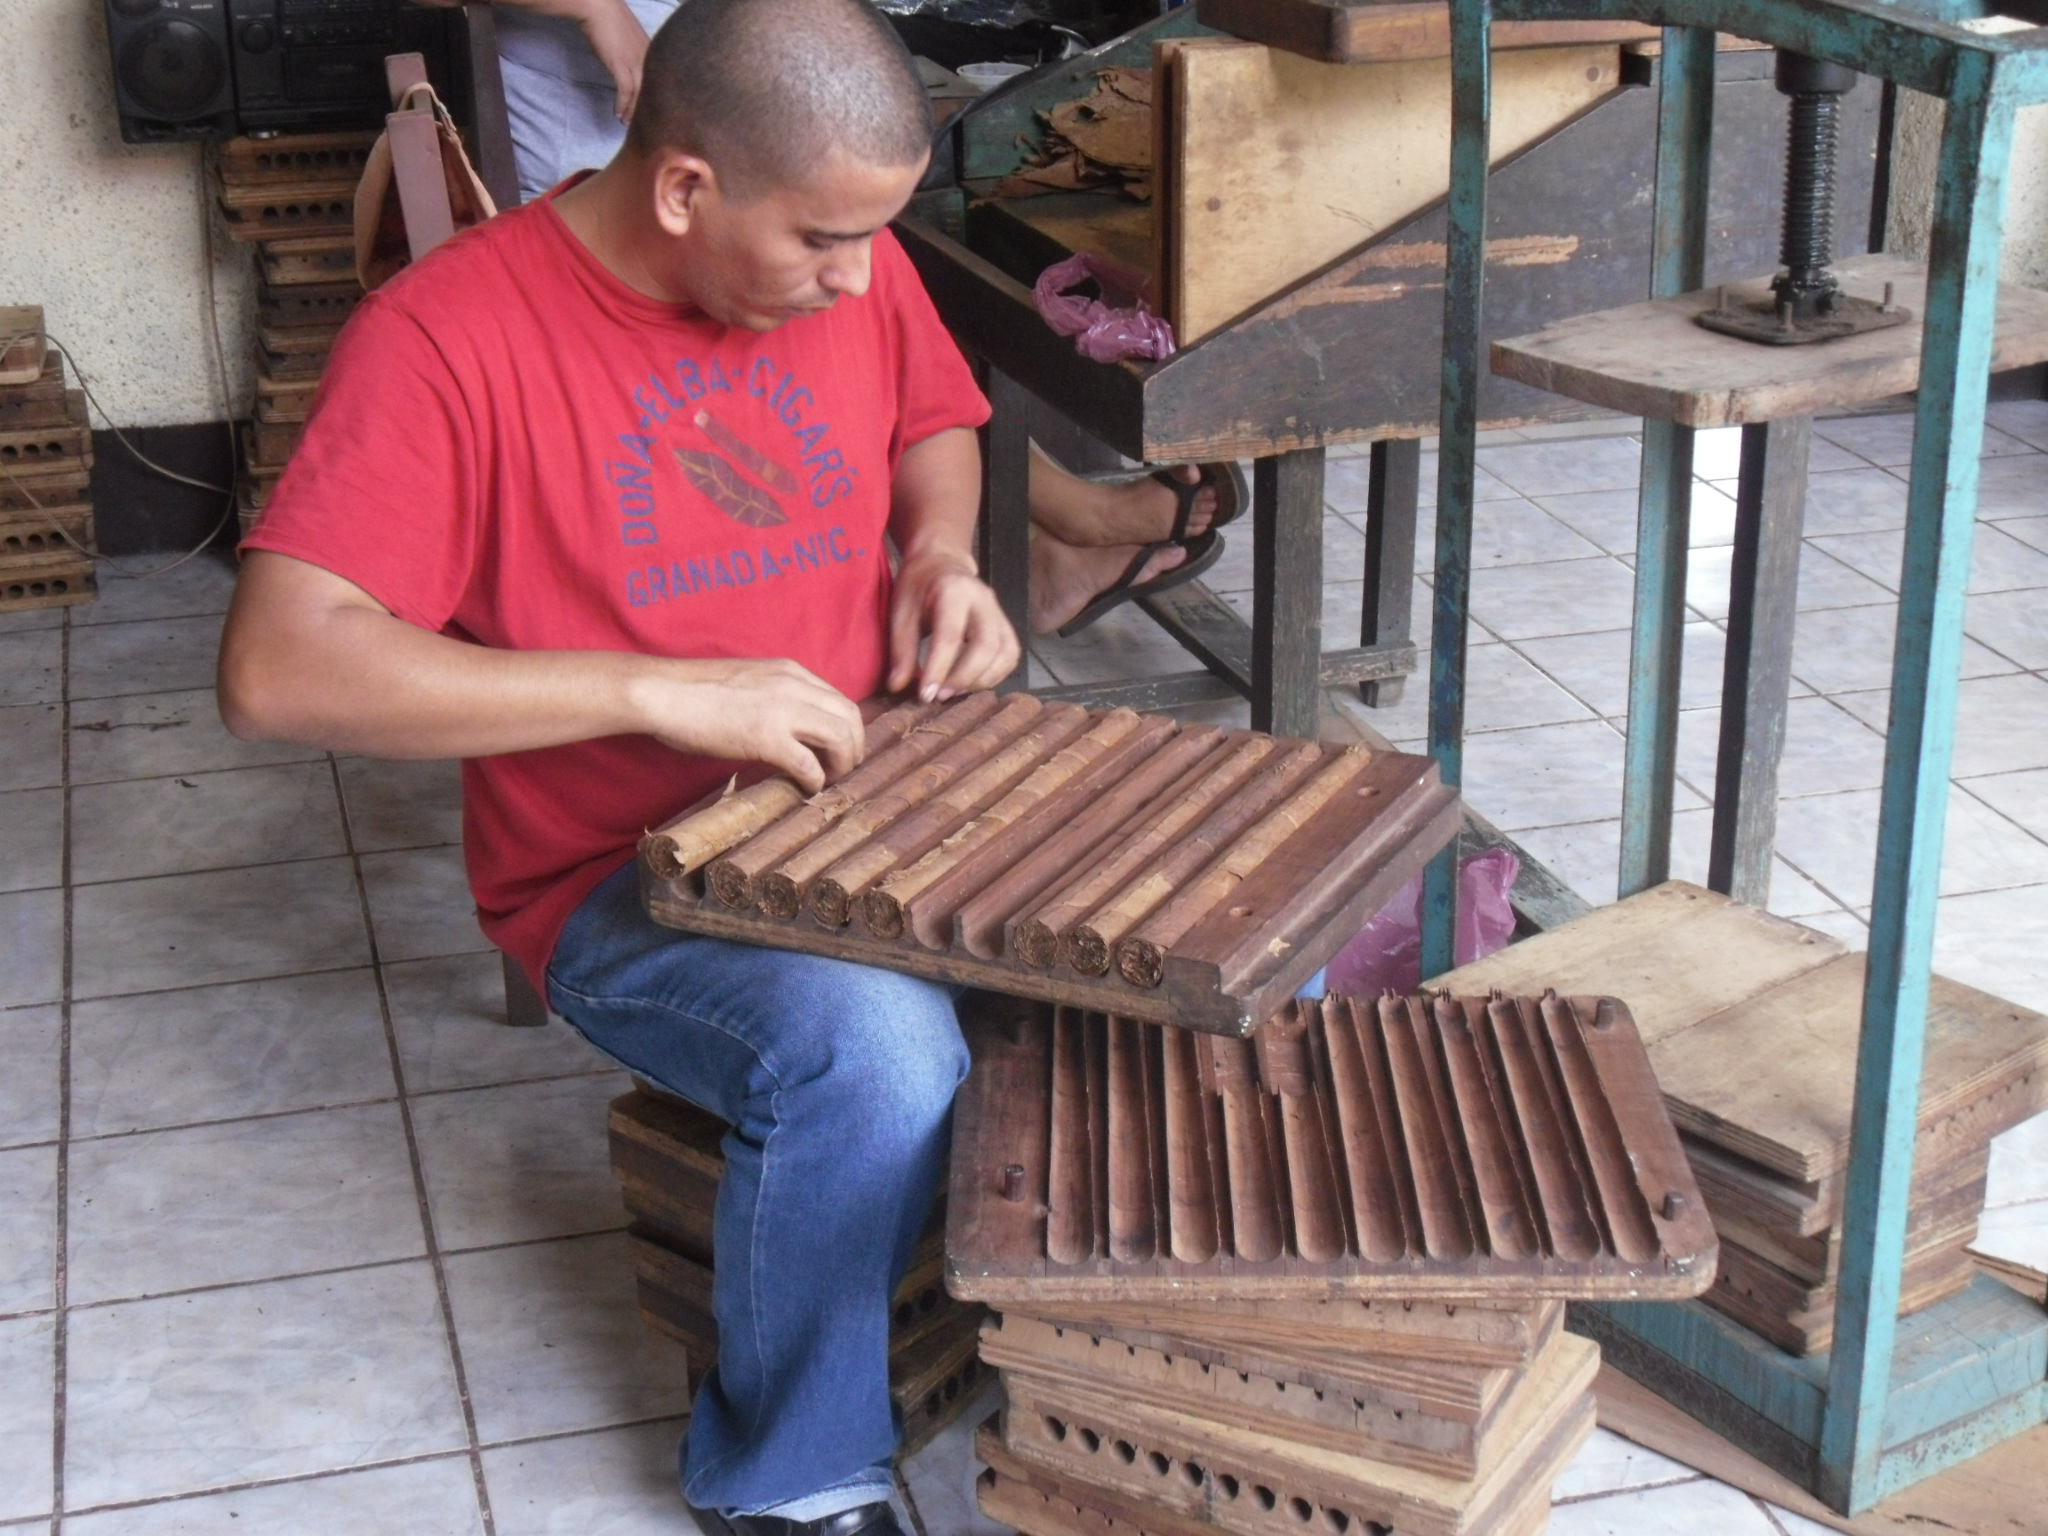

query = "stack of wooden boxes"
[[1440, 882, 2048, 1357], [607, 1085, 991, 1455], [209, 133, 373, 538], [947, 994, 1721, 1536], [0, 305, 96, 611]]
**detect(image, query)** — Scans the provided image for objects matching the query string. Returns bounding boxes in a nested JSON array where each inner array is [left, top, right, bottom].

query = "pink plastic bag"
[[1033, 252, 1177, 364], [1323, 847, 1521, 996]]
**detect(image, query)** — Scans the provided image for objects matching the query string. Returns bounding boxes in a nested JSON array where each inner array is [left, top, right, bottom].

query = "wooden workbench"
[[901, 7, 1883, 734]]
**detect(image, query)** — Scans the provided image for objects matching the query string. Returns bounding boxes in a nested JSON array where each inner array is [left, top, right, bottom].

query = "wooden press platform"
[[945, 993, 1718, 1301], [1490, 253, 2048, 425]]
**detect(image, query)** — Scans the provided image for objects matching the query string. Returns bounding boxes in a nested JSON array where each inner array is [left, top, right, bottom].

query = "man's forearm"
[[222, 591, 657, 759], [888, 427, 983, 569], [219, 552, 865, 786]]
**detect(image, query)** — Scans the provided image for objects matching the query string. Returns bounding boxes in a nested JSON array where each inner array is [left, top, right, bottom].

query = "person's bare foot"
[[1030, 529, 1188, 634], [1031, 458, 1221, 549]]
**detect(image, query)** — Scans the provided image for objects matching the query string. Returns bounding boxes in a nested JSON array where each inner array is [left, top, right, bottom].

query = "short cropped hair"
[[630, 0, 933, 196]]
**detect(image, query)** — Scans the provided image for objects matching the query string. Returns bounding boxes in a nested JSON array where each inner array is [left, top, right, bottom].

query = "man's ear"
[[650, 152, 717, 238]]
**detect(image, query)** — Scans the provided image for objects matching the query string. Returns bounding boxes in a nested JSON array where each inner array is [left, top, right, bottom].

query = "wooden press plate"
[[0, 504, 92, 561], [946, 995, 1717, 1302], [1491, 254, 2048, 426], [0, 305, 45, 387], [1193, 0, 1657, 66], [1705, 1236, 1979, 1357], [642, 697, 1459, 1037], [1437, 883, 2048, 1184], [976, 1415, 1563, 1536], [259, 235, 357, 287], [215, 132, 377, 186], [1152, 37, 1624, 345], [0, 551, 95, 612], [996, 1307, 1522, 1423], [1039, 1294, 1561, 1370], [996, 1332, 1596, 1536], [979, 1311, 1522, 1476]]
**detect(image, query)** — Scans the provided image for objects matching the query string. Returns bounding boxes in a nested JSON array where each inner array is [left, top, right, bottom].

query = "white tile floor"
[[1, 413, 2044, 1532]]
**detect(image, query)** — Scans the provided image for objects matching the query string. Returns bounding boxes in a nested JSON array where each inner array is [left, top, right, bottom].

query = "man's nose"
[[819, 240, 873, 299]]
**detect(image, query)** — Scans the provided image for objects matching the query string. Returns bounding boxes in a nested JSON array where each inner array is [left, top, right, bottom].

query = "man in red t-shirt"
[[219, 1, 1017, 1531]]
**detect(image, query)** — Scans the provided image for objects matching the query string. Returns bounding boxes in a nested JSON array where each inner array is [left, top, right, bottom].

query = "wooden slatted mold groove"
[[947, 994, 1719, 1300]]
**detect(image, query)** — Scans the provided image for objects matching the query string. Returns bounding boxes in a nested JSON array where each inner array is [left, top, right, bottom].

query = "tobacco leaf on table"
[[675, 446, 788, 527]]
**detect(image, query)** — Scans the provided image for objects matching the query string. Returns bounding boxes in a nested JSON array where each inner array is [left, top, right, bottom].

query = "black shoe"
[[687, 1497, 905, 1536]]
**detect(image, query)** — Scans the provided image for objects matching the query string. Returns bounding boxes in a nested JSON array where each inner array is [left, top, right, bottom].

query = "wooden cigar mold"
[[947, 994, 1718, 1301], [607, 1088, 989, 1455], [990, 1332, 1597, 1536], [638, 695, 1460, 1037]]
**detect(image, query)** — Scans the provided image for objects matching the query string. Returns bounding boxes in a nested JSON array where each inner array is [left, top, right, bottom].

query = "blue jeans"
[[546, 864, 969, 1519]]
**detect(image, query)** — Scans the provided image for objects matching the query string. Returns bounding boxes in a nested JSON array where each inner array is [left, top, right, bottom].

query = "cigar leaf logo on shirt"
[[674, 445, 787, 528]]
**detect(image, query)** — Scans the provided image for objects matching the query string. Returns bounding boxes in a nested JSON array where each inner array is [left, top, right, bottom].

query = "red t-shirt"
[[243, 191, 990, 990]]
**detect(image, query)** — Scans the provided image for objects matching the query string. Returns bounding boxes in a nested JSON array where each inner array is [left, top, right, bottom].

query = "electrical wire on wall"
[[0, 141, 245, 581]]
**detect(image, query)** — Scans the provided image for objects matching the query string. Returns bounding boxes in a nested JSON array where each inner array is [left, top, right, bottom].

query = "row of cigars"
[[640, 694, 1459, 1034]]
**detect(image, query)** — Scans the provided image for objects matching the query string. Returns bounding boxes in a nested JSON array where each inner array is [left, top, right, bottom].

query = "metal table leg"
[[1709, 416, 1810, 903], [1252, 447, 1327, 738], [980, 367, 1033, 692], [1618, 26, 1715, 901], [1360, 438, 1421, 709]]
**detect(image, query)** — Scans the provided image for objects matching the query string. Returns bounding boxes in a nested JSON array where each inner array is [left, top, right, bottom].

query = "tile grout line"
[[329, 755, 499, 1536], [59, 1062, 616, 1150], [54, 1222, 635, 1317], [46, 1412, 699, 1524], [51, 610, 73, 1534]]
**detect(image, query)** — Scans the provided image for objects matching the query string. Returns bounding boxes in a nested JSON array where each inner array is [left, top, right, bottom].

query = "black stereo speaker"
[[106, 0, 239, 142], [228, 0, 455, 134]]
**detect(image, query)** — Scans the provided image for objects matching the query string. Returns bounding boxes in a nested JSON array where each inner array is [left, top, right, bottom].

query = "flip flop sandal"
[[1149, 461, 1249, 541], [1056, 529, 1226, 638]]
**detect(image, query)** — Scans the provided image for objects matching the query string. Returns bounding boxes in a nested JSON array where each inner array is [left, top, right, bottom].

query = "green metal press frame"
[[1418, 0, 2048, 1513]]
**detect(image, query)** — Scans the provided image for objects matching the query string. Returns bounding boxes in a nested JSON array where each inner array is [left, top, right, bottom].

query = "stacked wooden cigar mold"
[[0, 306, 97, 611], [946, 992, 1719, 1536], [209, 133, 372, 537], [606, 1084, 989, 1456], [639, 694, 1461, 1036], [1436, 882, 2048, 1357]]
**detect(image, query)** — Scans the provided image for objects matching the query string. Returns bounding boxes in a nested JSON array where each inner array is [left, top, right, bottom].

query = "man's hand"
[[410, 0, 649, 122], [886, 549, 1021, 703], [577, 0, 651, 123], [886, 427, 1020, 702], [627, 657, 862, 792]]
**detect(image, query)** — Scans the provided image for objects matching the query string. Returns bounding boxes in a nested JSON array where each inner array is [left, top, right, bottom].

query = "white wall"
[[0, 0, 255, 428], [1888, 88, 2048, 291]]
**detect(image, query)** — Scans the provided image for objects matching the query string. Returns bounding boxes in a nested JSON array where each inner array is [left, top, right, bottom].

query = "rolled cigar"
[[1010, 735, 1280, 971], [758, 693, 1045, 920], [644, 697, 936, 882], [705, 693, 991, 910], [955, 724, 1225, 960], [862, 709, 1146, 941], [813, 702, 1092, 927], [1061, 740, 1325, 976], [1114, 746, 1373, 988], [641, 780, 805, 881]]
